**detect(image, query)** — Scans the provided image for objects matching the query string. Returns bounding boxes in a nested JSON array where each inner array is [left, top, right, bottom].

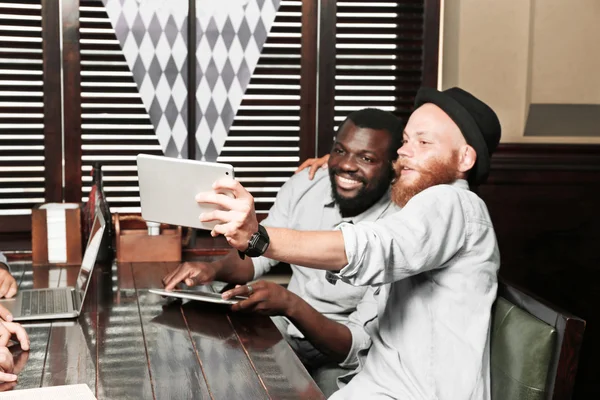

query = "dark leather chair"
[[491, 280, 585, 400]]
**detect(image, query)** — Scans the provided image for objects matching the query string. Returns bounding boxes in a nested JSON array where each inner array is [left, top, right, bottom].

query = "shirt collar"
[[450, 179, 470, 190]]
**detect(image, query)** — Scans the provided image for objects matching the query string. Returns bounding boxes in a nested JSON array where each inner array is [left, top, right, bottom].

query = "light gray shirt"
[[329, 180, 499, 400], [252, 169, 400, 367], [0, 251, 9, 272]]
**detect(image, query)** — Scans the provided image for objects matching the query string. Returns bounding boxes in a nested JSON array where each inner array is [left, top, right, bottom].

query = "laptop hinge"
[[72, 289, 80, 312]]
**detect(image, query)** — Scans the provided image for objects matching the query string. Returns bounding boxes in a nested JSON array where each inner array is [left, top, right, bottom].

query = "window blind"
[[79, 0, 163, 213], [335, 0, 424, 125], [0, 1, 44, 217], [217, 0, 302, 214]]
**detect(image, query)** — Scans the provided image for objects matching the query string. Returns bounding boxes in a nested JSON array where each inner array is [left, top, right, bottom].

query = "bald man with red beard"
[[197, 87, 502, 400]]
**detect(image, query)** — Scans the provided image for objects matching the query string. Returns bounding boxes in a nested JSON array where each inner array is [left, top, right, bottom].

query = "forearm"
[[264, 228, 347, 270], [213, 250, 255, 284], [287, 294, 352, 362]]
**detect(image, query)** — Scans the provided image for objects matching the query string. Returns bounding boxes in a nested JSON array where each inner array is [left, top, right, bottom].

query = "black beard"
[[329, 168, 391, 218]]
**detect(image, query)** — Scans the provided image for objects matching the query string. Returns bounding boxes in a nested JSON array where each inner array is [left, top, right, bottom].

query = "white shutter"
[[217, 1, 302, 214], [0, 1, 44, 220], [80, 0, 163, 213]]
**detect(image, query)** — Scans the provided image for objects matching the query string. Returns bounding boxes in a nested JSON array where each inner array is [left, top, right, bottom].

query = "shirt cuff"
[[0, 261, 9, 273], [251, 256, 273, 280], [338, 323, 372, 369], [329, 223, 361, 283]]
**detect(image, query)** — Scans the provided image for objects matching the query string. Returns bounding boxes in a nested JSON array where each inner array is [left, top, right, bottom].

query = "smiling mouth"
[[335, 175, 363, 190]]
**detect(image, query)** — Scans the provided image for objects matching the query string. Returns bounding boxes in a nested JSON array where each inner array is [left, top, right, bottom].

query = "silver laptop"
[[0, 211, 106, 321]]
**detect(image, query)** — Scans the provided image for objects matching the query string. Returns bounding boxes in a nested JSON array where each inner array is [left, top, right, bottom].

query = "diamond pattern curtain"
[[102, 0, 280, 160]]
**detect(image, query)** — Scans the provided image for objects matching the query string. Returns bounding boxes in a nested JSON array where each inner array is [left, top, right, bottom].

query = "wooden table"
[[4, 259, 325, 399]]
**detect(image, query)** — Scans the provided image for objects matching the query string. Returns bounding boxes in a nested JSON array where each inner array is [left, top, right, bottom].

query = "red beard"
[[391, 152, 460, 207]]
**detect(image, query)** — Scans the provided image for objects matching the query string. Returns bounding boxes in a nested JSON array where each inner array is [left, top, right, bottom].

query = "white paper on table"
[[0, 384, 96, 400]]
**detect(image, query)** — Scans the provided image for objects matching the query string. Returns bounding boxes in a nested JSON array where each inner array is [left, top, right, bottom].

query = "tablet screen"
[[149, 288, 247, 305]]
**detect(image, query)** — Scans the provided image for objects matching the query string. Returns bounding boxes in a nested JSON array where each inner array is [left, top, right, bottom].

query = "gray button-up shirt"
[[329, 180, 499, 400], [252, 169, 400, 367]]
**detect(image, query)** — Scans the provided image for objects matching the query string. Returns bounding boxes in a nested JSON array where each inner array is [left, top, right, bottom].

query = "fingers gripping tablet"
[[137, 154, 235, 230]]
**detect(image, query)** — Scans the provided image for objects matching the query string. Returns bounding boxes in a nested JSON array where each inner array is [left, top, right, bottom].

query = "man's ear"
[[457, 145, 476, 173]]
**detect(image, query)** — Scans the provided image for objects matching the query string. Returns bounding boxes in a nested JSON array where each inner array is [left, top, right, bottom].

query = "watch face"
[[246, 226, 269, 257]]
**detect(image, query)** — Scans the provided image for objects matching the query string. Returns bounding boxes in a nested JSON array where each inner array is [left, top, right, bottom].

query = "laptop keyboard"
[[20, 289, 70, 316]]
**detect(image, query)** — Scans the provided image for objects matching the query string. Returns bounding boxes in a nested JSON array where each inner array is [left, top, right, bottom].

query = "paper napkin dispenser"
[[31, 203, 82, 266]]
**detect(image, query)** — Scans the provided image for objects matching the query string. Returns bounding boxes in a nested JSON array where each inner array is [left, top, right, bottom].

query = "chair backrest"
[[491, 280, 585, 400], [491, 296, 556, 400]]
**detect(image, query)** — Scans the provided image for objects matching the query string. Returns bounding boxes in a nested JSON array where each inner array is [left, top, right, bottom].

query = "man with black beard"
[[197, 87, 502, 399], [163, 108, 403, 395]]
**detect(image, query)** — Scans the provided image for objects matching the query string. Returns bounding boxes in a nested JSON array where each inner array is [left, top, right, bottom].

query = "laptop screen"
[[75, 210, 106, 303]]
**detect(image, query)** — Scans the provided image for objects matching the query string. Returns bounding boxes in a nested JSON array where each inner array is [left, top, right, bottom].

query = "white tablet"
[[137, 153, 234, 230], [148, 288, 247, 305]]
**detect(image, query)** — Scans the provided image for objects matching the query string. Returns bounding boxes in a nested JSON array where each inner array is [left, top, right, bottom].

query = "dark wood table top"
[[4, 259, 325, 399]]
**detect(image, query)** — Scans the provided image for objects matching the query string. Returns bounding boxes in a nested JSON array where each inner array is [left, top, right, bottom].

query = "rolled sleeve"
[[331, 185, 468, 286], [328, 221, 393, 286], [340, 322, 372, 368], [251, 256, 279, 280]]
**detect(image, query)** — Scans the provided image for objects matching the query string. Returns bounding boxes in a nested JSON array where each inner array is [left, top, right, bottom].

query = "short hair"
[[336, 108, 404, 160]]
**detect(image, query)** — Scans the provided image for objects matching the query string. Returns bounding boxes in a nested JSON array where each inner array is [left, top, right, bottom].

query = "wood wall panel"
[[299, 0, 319, 161], [41, 0, 62, 202], [62, 0, 82, 203], [316, 0, 336, 157], [422, 0, 441, 88], [478, 144, 600, 399]]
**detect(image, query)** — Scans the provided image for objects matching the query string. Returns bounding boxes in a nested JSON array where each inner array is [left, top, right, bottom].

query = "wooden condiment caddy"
[[113, 213, 182, 263]]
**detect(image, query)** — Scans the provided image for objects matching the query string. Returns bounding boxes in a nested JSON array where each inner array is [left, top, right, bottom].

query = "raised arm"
[[196, 178, 348, 271], [264, 228, 347, 270], [197, 179, 490, 288]]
